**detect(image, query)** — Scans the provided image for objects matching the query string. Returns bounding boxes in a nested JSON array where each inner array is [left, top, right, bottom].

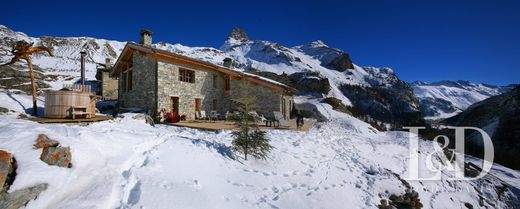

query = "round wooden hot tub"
[[44, 90, 96, 119]]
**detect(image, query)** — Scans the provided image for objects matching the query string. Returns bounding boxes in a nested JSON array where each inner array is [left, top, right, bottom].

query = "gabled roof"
[[111, 43, 295, 93]]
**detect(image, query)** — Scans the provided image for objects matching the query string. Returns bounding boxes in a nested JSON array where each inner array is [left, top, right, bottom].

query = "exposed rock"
[[0, 64, 51, 94], [325, 52, 354, 72], [388, 188, 423, 209], [289, 72, 331, 95], [340, 83, 424, 129], [0, 107, 8, 114], [0, 183, 48, 209], [40, 146, 72, 168], [228, 28, 249, 42], [0, 150, 16, 193], [33, 134, 60, 149], [378, 199, 396, 209], [321, 97, 350, 114]]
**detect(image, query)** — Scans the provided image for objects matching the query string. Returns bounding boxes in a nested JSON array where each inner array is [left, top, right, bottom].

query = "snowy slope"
[[0, 93, 519, 209], [411, 80, 515, 119], [0, 25, 126, 79]]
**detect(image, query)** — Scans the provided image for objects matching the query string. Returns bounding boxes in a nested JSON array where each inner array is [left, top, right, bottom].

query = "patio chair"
[[200, 110, 209, 121], [210, 110, 219, 122], [224, 111, 231, 121], [195, 111, 202, 121], [273, 111, 290, 128]]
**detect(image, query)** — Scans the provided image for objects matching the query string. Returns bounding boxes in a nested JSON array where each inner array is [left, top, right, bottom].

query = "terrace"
[[166, 119, 315, 132]]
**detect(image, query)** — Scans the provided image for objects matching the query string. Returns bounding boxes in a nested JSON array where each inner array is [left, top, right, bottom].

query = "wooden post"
[[27, 58, 37, 116]]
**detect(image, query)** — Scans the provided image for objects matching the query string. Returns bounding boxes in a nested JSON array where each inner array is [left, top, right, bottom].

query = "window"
[[213, 75, 217, 88], [224, 76, 230, 91], [224, 76, 230, 96], [179, 69, 195, 83]]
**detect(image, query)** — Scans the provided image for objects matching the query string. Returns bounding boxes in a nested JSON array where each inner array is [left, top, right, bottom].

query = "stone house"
[[95, 58, 118, 100], [111, 30, 295, 120]]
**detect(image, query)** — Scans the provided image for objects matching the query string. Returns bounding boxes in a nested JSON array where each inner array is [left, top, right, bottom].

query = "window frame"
[[179, 68, 195, 83]]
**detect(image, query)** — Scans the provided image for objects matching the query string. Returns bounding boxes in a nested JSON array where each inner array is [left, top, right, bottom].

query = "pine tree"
[[230, 81, 273, 160]]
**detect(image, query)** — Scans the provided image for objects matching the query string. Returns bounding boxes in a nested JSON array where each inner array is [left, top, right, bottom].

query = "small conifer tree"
[[230, 80, 273, 160]]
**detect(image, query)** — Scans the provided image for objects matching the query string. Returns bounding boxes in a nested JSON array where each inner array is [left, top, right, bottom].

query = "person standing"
[[296, 110, 304, 130]]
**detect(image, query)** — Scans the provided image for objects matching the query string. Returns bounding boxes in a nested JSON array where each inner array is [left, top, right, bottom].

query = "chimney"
[[223, 58, 233, 68], [80, 51, 86, 85], [105, 58, 112, 69], [140, 29, 153, 47]]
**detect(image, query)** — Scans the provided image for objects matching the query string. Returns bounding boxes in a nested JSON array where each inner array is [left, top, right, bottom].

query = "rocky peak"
[[309, 40, 328, 48], [227, 28, 248, 42]]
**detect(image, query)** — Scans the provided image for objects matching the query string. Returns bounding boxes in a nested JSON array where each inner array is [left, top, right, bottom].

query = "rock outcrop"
[[40, 147, 72, 168], [0, 64, 51, 94], [0, 183, 48, 209], [227, 28, 249, 42], [33, 134, 60, 149], [289, 72, 331, 95], [0, 150, 48, 209], [34, 134, 72, 168], [0, 150, 16, 193]]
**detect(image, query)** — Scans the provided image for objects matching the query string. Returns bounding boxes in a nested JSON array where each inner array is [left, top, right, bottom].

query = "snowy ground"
[[0, 93, 519, 209]]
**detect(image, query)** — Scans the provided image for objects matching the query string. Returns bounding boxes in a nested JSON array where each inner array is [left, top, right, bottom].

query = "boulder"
[[0, 183, 48, 209], [40, 147, 72, 168], [0, 107, 9, 114], [0, 150, 16, 193], [33, 134, 60, 149]]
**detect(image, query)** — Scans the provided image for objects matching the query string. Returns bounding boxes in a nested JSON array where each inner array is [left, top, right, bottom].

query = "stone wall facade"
[[119, 54, 293, 120], [101, 71, 118, 100], [225, 79, 293, 119], [118, 53, 157, 114], [157, 61, 225, 120]]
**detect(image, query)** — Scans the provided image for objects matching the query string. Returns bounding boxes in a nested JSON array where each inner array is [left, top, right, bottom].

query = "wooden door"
[[170, 97, 179, 114], [195, 98, 201, 112]]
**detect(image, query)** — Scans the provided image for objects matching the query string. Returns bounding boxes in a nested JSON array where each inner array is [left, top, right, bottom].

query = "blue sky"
[[1, 0, 519, 85]]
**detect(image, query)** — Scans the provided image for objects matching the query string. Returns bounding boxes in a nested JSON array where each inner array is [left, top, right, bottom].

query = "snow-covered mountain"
[[411, 80, 515, 119], [444, 86, 520, 170], [0, 25, 422, 129]]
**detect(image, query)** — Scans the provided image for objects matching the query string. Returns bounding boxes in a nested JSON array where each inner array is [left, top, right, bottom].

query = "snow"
[[412, 81, 513, 119], [0, 93, 518, 209]]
